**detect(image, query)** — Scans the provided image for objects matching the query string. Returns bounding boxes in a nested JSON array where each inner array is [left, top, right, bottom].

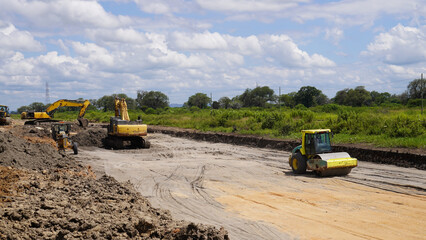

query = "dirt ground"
[[75, 132, 426, 240], [0, 121, 229, 239], [1, 120, 425, 239]]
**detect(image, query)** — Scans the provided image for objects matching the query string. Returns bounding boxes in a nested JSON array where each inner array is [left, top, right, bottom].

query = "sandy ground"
[[76, 133, 426, 240]]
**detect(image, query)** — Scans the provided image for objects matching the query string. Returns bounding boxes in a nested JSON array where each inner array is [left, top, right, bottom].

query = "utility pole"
[[279, 86, 281, 109], [45, 82, 50, 104], [422, 73, 424, 115]]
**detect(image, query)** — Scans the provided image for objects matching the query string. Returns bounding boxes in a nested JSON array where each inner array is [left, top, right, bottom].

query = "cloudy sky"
[[0, 0, 425, 110]]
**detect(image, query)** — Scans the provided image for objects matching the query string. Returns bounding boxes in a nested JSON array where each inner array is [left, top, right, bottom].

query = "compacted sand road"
[[76, 133, 426, 240]]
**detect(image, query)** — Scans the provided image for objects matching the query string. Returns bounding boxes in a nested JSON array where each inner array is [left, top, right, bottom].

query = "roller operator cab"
[[289, 129, 357, 177]]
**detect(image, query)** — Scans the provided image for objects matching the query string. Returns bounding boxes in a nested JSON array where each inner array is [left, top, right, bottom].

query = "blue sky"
[[0, 0, 425, 110]]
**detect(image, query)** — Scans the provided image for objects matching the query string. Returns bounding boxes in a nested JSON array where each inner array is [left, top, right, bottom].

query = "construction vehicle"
[[0, 105, 11, 125], [21, 99, 90, 127], [51, 123, 78, 154], [289, 129, 357, 177], [104, 98, 150, 149]]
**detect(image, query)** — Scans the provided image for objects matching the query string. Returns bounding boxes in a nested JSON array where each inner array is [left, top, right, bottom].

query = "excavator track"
[[104, 135, 150, 149]]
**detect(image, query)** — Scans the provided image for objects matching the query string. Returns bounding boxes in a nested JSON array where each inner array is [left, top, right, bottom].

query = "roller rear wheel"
[[290, 152, 307, 174]]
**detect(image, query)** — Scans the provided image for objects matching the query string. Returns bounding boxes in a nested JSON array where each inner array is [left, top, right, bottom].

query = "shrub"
[[294, 104, 307, 110], [145, 108, 156, 114], [190, 106, 200, 112], [321, 104, 342, 113]]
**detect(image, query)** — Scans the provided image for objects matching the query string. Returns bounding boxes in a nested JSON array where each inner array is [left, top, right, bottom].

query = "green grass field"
[[15, 104, 426, 149]]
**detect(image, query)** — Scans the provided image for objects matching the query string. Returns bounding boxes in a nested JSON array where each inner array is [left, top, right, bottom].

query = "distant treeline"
[[17, 78, 425, 113]]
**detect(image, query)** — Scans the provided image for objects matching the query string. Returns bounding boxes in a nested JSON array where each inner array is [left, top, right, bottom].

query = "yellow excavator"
[[0, 105, 11, 125], [21, 99, 90, 127], [289, 129, 357, 177], [104, 98, 150, 149]]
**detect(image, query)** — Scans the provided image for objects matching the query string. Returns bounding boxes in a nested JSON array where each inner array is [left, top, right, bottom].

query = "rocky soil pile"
[[0, 166, 228, 239], [0, 127, 229, 239], [0, 130, 79, 171]]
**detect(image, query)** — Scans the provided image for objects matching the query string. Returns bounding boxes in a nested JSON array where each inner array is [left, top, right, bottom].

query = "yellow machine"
[[289, 129, 357, 176], [0, 105, 11, 125], [21, 99, 90, 127], [105, 98, 150, 149], [51, 123, 78, 154]]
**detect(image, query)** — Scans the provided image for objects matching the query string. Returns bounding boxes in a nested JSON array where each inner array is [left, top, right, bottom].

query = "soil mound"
[[71, 127, 107, 148], [0, 131, 79, 171], [0, 167, 229, 239]]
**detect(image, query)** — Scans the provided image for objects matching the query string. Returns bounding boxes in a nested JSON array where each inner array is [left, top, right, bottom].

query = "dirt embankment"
[[0, 129, 78, 171], [0, 125, 229, 240], [70, 127, 107, 148], [148, 125, 426, 170]]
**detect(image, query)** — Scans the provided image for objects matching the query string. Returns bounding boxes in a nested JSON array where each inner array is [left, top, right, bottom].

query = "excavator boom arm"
[[115, 98, 130, 121], [45, 99, 90, 117]]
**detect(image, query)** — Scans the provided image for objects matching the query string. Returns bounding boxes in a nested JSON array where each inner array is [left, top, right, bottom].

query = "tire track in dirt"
[[79, 134, 289, 239], [77, 133, 425, 240]]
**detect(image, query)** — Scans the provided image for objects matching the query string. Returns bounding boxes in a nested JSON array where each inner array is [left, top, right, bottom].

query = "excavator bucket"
[[307, 152, 357, 176], [78, 117, 89, 127]]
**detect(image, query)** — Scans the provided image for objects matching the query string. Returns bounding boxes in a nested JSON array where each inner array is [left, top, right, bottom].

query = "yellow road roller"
[[289, 129, 357, 176]]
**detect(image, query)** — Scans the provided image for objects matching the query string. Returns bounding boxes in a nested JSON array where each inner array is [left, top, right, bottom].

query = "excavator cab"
[[51, 123, 78, 154]]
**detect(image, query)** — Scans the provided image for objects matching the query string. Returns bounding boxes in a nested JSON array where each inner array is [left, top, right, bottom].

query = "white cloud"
[[168, 31, 333, 68], [0, 0, 131, 30], [196, 0, 304, 13], [170, 31, 228, 50], [325, 27, 344, 45], [363, 24, 426, 65], [133, 0, 195, 15], [260, 35, 335, 68], [0, 22, 43, 52], [86, 28, 149, 45], [0, 0, 424, 111], [195, 0, 425, 28], [71, 42, 115, 68]]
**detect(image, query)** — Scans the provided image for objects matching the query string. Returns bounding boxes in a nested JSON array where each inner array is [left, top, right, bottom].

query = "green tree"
[[211, 101, 220, 109], [279, 92, 296, 107], [28, 102, 46, 112], [96, 95, 115, 111], [294, 86, 326, 107], [218, 97, 231, 109], [230, 97, 242, 109], [95, 94, 136, 111], [407, 78, 426, 99], [238, 86, 275, 107], [186, 93, 211, 109], [370, 91, 391, 105], [17, 105, 29, 113], [333, 86, 372, 106], [136, 90, 169, 109]]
